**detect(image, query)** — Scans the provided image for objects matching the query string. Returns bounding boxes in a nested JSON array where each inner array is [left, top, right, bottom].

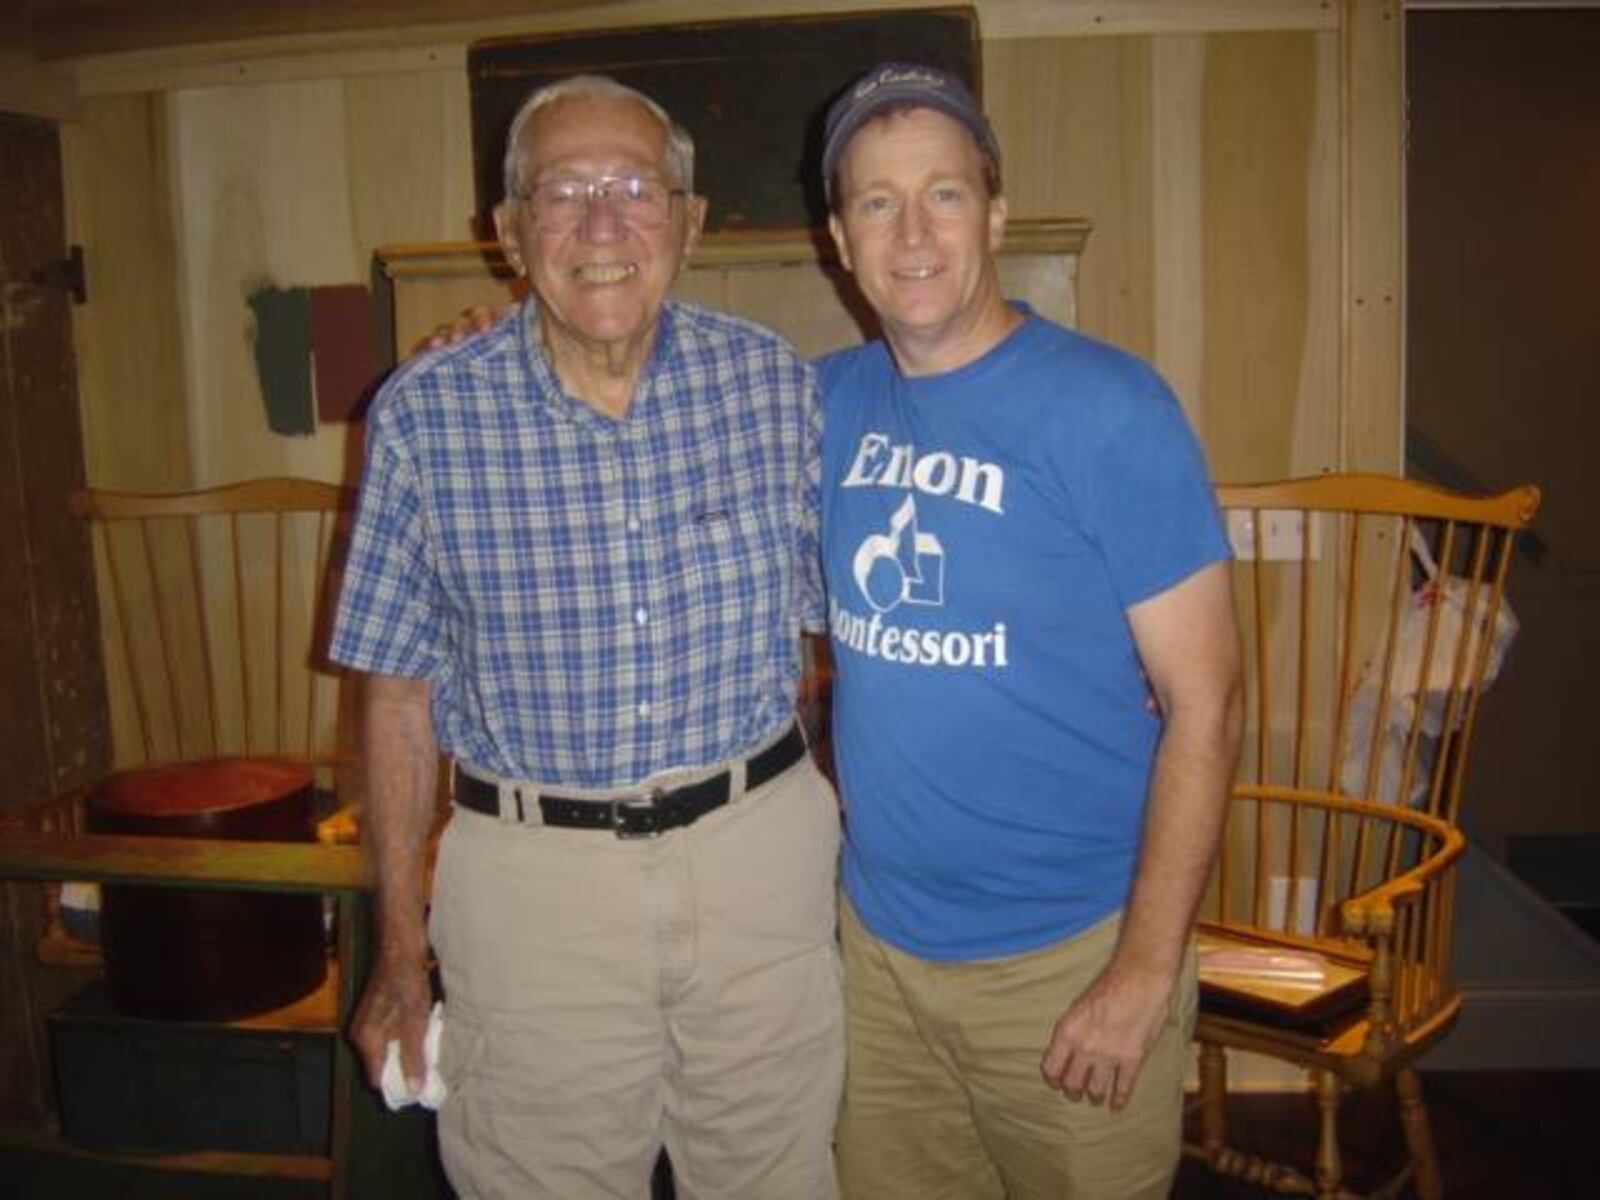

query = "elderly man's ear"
[[681, 193, 709, 254]]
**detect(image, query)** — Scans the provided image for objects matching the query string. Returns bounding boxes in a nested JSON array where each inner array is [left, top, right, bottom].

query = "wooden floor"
[[1173, 1070, 1600, 1198], [8, 1070, 1594, 1197]]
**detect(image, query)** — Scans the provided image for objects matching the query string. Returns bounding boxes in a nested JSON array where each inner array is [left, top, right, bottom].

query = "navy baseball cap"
[[821, 61, 1000, 201]]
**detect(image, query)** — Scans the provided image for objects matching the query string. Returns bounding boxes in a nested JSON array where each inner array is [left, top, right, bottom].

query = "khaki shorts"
[[837, 899, 1196, 1200], [429, 754, 844, 1200]]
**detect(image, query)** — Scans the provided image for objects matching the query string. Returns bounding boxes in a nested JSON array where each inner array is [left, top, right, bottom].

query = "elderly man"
[[817, 63, 1243, 1199], [330, 75, 841, 1199]]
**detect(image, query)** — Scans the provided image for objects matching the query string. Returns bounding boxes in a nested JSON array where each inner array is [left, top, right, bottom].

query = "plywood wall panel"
[[343, 69, 478, 250], [1199, 31, 1326, 482], [168, 81, 359, 488], [985, 29, 1341, 482], [1150, 34, 1206, 425], [65, 94, 191, 492], [985, 36, 1155, 359], [161, 69, 476, 490]]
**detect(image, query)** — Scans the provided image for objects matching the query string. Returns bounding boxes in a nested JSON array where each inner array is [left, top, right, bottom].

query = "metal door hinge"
[[33, 244, 87, 305]]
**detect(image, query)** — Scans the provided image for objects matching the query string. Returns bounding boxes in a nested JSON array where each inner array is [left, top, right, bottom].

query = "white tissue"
[[380, 1001, 448, 1111]]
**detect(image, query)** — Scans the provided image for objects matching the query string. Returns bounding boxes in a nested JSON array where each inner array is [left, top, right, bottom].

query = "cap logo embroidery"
[[852, 65, 947, 102]]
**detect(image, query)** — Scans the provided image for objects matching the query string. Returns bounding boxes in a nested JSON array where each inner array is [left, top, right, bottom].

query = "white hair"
[[501, 75, 696, 202]]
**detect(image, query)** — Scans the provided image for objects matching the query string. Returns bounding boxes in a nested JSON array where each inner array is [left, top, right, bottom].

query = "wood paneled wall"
[[50, 0, 1401, 498], [161, 70, 476, 487], [986, 30, 1346, 482], [66, 93, 191, 491]]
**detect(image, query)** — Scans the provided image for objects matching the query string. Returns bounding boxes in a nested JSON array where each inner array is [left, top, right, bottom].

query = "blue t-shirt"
[[819, 310, 1229, 961]]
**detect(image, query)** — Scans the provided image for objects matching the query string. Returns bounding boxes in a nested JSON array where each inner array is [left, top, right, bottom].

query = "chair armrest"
[[1338, 818, 1465, 938], [1335, 822, 1463, 1077], [1340, 877, 1424, 937]]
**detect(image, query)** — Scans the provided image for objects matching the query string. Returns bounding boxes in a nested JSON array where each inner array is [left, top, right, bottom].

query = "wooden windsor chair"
[[23, 478, 356, 964], [1188, 474, 1541, 1199]]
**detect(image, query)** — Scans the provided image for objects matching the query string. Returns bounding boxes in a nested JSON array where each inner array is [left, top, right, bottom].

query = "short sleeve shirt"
[[331, 300, 823, 788], [820, 310, 1229, 959]]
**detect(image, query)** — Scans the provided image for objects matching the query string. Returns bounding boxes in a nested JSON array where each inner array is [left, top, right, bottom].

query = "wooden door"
[[0, 111, 109, 1121]]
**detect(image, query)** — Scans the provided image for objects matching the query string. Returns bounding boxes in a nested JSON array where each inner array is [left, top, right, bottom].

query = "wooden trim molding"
[[375, 218, 1092, 280], [64, 2, 1340, 95]]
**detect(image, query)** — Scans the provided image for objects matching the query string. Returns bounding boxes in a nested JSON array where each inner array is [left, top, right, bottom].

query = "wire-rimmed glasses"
[[514, 175, 686, 232]]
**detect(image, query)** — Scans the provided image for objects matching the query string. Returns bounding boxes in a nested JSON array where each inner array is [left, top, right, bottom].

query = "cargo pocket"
[[436, 1001, 487, 1105]]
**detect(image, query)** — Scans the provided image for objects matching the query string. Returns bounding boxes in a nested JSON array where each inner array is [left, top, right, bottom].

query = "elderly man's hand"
[[350, 951, 434, 1091], [415, 303, 514, 353]]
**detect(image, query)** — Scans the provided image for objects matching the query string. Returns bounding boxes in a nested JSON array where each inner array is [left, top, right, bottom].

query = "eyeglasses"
[[514, 175, 686, 231]]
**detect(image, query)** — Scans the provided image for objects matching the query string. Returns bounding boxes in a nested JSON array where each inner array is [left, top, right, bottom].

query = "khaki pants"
[[430, 755, 844, 1200], [837, 899, 1196, 1200]]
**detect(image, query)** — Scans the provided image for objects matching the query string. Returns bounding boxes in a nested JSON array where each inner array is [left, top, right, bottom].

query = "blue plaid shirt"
[[330, 300, 823, 788]]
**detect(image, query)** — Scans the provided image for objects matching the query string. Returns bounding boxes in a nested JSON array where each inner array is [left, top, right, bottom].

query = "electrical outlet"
[[1266, 875, 1320, 936], [1227, 509, 1316, 561]]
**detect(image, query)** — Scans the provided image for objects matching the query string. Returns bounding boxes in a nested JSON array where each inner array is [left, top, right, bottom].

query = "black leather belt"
[[453, 723, 805, 838]]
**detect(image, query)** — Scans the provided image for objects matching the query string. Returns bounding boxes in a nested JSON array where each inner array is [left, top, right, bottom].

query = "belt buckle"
[[611, 786, 666, 839]]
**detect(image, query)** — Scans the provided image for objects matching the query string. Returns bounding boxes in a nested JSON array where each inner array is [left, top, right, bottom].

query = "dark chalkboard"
[[468, 7, 978, 232]]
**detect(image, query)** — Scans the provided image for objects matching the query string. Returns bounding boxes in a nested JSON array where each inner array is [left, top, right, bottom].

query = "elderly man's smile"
[[572, 261, 640, 285]]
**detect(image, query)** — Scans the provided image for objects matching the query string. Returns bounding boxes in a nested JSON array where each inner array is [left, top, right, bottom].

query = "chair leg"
[[1396, 1066, 1443, 1199], [1198, 1041, 1228, 1157], [1313, 1069, 1343, 1200]]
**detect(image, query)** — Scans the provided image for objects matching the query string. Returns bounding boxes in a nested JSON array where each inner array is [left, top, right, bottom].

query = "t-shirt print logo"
[[852, 496, 946, 613]]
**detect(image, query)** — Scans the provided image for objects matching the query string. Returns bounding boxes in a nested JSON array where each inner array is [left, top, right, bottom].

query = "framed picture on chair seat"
[[1197, 928, 1371, 1035]]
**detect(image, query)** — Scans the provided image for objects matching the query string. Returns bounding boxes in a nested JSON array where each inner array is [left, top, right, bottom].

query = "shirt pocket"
[[675, 504, 790, 645]]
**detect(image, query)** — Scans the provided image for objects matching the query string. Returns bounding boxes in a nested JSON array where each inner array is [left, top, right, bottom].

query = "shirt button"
[[634, 607, 648, 625], [637, 702, 651, 718], [627, 516, 641, 533]]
